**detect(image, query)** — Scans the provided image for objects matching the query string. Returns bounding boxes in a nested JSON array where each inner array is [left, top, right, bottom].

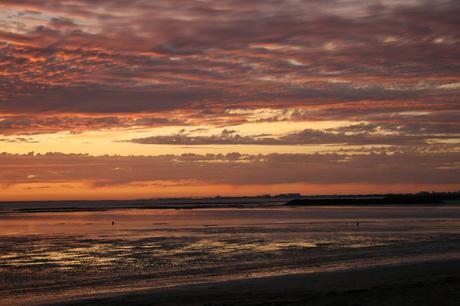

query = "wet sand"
[[48, 259, 460, 306], [2, 206, 459, 305]]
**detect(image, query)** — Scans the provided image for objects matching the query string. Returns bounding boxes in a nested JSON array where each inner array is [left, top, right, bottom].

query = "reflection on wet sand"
[[1, 206, 460, 305]]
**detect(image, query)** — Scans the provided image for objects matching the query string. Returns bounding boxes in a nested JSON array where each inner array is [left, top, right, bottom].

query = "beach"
[[49, 259, 460, 306]]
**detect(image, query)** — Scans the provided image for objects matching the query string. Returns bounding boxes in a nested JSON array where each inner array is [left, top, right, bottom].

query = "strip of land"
[[285, 192, 460, 206], [1, 192, 459, 213]]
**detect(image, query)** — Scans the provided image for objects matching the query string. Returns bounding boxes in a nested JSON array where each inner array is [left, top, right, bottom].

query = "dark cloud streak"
[[128, 125, 460, 146]]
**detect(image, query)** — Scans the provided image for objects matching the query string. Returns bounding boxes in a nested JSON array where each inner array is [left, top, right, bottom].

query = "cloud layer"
[[1, 1, 459, 197], [1, 150, 458, 187], [1, 1, 459, 119]]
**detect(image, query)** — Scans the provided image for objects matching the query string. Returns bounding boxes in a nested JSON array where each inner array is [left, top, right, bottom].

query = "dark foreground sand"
[[48, 259, 460, 306]]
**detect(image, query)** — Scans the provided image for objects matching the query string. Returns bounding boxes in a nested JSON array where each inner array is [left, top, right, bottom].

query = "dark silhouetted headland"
[[286, 192, 460, 206]]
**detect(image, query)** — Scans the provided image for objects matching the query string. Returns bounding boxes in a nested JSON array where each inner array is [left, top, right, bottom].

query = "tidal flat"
[[1, 205, 460, 305]]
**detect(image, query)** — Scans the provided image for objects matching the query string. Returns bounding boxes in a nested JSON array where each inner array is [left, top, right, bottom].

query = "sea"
[[1, 201, 460, 305]]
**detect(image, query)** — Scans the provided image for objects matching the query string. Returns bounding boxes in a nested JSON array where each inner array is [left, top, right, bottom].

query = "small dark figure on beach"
[[356, 222, 359, 227], [112, 221, 115, 226]]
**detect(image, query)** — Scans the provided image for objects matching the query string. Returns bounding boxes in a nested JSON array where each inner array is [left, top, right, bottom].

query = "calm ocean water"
[[1, 205, 460, 305]]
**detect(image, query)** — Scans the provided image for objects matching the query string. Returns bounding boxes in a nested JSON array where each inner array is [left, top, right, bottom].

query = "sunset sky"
[[0, 0, 459, 200]]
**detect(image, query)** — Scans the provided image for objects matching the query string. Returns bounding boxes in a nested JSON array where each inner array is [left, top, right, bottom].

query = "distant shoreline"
[[8, 203, 460, 213], [286, 193, 460, 206], [1, 192, 459, 213], [1, 191, 459, 205]]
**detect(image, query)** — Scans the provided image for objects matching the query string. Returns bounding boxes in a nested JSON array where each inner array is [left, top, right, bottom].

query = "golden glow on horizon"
[[2, 181, 459, 201], [0, 118, 362, 156]]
